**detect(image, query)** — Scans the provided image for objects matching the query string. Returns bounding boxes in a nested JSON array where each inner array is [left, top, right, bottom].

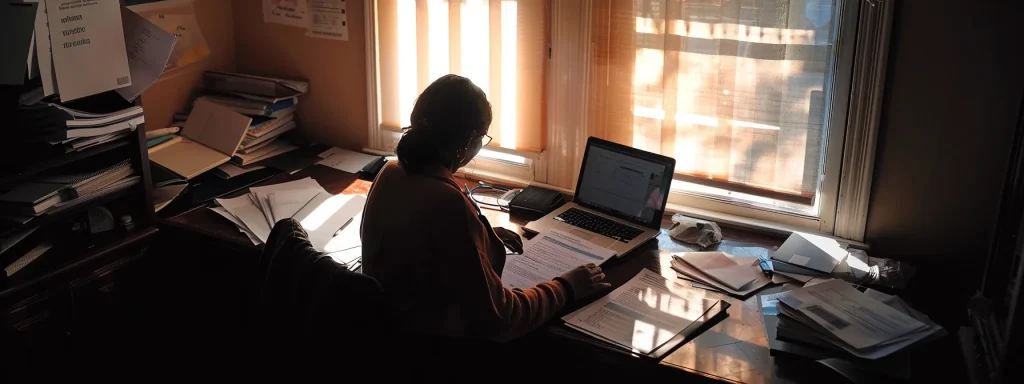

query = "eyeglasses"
[[403, 126, 492, 146]]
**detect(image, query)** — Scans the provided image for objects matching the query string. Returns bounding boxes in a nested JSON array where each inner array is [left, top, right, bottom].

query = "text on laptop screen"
[[576, 145, 672, 223]]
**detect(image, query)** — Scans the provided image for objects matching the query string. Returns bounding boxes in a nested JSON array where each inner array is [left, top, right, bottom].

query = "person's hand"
[[559, 263, 612, 300], [493, 227, 524, 254]]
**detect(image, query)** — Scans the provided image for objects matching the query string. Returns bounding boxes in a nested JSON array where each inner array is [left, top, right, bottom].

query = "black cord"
[[467, 182, 512, 211]]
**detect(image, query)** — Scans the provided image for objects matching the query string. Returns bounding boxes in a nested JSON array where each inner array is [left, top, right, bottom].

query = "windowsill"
[[457, 166, 869, 250]]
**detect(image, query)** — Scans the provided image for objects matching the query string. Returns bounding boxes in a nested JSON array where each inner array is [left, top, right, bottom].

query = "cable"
[[467, 182, 512, 211]]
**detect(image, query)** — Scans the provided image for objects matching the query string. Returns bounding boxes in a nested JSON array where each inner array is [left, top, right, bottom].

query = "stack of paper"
[[671, 252, 772, 298], [0, 159, 139, 218], [18, 102, 145, 143], [562, 268, 729, 358], [209, 178, 364, 268], [773, 279, 946, 360]]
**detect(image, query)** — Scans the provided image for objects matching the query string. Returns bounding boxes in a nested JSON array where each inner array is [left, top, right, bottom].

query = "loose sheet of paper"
[[317, 149, 380, 173], [777, 279, 926, 350], [563, 268, 715, 354], [501, 229, 614, 289], [46, 0, 132, 102], [117, 7, 177, 102], [248, 177, 324, 227], [263, 0, 309, 28], [215, 195, 272, 243], [144, 5, 210, 72], [306, 0, 347, 40], [291, 193, 366, 252], [209, 206, 262, 245], [266, 188, 322, 222]]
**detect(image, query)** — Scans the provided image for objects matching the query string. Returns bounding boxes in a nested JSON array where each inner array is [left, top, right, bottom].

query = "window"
[[367, 0, 892, 240], [370, 0, 547, 153]]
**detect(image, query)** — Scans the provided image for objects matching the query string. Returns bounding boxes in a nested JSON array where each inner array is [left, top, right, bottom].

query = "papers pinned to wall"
[[137, 3, 210, 73], [263, 0, 309, 28], [263, 0, 349, 42], [307, 0, 348, 41]]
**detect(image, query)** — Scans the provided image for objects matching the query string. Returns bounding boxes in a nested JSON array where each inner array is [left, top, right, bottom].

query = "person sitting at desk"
[[361, 74, 609, 341]]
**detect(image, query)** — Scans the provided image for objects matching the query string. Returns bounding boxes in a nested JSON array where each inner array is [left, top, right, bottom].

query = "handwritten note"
[[263, 0, 309, 28]]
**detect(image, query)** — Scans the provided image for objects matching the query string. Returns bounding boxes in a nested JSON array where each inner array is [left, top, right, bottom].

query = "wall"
[[864, 0, 1024, 262], [231, 0, 368, 150], [140, 0, 237, 130]]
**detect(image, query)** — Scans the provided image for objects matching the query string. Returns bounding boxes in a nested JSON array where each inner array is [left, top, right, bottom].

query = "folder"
[[150, 99, 252, 179], [203, 71, 309, 101]]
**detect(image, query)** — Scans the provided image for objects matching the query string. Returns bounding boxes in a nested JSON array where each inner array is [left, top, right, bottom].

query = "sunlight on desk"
[[300, 193, 349, 230]]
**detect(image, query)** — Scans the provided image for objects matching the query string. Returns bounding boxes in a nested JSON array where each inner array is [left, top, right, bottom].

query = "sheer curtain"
[[375, 0, 547, 152], [589, 0, 839, 204]]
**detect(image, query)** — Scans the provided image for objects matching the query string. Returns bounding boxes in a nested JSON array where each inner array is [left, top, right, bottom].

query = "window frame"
[[364, 0, 893, 241]]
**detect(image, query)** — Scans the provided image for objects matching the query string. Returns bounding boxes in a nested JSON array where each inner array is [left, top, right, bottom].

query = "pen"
[[334, 217, 354, 237]]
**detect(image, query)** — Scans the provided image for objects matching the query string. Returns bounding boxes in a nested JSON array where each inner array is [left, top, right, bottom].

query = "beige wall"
[[864, 0, 1024, 262], [232, 0, 368, 151], [140, 0, 237, 130]]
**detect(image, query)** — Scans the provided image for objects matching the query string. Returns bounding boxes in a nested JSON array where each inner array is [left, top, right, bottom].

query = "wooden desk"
[[162, 164, 964, 383]]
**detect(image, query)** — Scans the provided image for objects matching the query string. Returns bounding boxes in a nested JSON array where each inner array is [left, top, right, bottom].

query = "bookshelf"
[[0, 86, 160, 380]]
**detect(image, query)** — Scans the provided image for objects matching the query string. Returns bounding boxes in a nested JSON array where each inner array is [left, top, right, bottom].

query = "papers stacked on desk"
[[670, 252, 772, 298], [770, 279, 945, 360], [209, 177, 364, 270], [562, 269, 729, 358]]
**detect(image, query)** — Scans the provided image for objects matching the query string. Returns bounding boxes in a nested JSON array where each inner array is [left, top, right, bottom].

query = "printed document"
[[317, 149, 380, 173], [501, 229, 614, 289], [46, 0, 131, 101], [306, 0, 348, 41], [563, 268, 716, 354], [216, 195, 272, 243], [777, 279, 927, 350], [139, 4, 210, 73], [117, 7, 177, 101]]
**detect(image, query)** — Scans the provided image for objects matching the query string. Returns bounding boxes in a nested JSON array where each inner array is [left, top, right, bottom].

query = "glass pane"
[[633, 0, 839, 205]]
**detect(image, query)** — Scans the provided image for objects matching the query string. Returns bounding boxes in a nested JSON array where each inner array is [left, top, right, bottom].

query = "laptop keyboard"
[[555, 208, 644, 243]]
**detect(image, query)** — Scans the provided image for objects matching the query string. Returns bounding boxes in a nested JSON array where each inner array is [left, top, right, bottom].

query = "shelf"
[[0, 138, 132, 186], [0, 226, 159, 300], [0, 183, 141, 239]]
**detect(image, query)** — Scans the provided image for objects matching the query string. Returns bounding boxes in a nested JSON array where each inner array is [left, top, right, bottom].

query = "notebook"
[[149, 99, 253, 179], [0, 182, 68, 215]]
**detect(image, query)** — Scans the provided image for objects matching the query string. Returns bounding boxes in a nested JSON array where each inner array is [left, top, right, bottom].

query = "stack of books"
[[199, 71, 306, 167], [17, 99, 145, 152], [768, 279, 946, 360], [0, 159, 140, 223]]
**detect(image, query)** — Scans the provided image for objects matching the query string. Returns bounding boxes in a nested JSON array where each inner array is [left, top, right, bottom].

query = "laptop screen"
[[575, 142, 674, 225]]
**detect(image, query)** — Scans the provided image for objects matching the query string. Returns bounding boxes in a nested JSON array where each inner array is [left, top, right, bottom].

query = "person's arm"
[[434, 194, 569, 341]]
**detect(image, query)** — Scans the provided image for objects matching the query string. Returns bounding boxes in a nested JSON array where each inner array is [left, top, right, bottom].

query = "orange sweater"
[[360, 162, 569, 340]]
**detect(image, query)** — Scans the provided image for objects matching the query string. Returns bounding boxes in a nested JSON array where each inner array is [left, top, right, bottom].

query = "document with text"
[[46, 0, 131, 101], [562, 268, 726, 355], [501, 229, 614, 289], [777, 279, 927, 350]]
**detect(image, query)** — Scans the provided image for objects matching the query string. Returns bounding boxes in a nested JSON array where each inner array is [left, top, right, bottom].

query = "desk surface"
[[167, 164, 958, 383]]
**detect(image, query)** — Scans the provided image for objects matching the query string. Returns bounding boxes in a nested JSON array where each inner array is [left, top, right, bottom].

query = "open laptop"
[[525, 137, 675, 257]]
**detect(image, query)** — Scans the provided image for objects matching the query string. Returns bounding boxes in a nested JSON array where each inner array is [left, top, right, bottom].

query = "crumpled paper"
[[668, 213, 723, 248]]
